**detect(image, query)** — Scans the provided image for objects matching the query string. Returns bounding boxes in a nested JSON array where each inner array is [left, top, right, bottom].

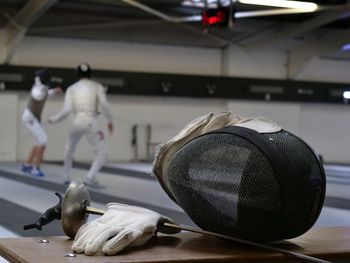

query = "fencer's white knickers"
[[63, 113, 107, 182], [22, 108, 48, 145]]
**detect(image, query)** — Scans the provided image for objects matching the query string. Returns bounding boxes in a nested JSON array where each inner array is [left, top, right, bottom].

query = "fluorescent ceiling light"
[[235, 8, 315, 18], [182, 0, 232, 8], [238, 0, 318, 12]]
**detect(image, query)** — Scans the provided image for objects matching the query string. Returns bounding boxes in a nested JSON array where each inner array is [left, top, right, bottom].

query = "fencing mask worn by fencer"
[[77, 63, 91, 79], [153, 112, 326, 243], [35, 69, 50, 85]]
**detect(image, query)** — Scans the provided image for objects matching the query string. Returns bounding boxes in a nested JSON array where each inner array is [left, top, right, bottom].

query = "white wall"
[[4, 92, 347, 163], [227, 100, 350, 163], [226, 46, 288, 79], [296, 57, 350, 83], [299, 103, 350, 162], [227, 101, 301, 134], [2, 34, 350, 163], [16, 94, 228, 162], [0, 93, 18, 161], [1, 31, 350, 82], [11, 37, 222, 76]]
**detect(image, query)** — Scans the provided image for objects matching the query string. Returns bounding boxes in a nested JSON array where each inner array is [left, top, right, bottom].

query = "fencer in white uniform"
[[22, 69, 62, 177], [49, 63, 113, 188]]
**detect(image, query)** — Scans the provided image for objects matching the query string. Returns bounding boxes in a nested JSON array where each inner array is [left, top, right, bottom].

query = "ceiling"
[[1, 0, 350, 59]]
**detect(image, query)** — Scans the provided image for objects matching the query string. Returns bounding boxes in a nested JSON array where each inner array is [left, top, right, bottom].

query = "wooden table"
[[0, 227, 350, 263]]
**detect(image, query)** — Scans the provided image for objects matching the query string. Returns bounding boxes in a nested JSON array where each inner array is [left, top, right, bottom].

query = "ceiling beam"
[[242, 4, 350, 50], [2, 0, 57, 64], [30, 20, 166, 33]]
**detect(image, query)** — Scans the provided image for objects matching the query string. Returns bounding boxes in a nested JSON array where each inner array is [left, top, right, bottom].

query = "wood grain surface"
[[0, 227, 349, 263]]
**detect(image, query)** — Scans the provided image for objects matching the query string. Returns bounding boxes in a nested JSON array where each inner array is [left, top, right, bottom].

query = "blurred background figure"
[[21, 69, 62, 177], [49, 63, 113, 188]]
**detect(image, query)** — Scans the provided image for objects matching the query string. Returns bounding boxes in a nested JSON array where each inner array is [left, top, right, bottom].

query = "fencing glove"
[[71, 203, 179, 256]]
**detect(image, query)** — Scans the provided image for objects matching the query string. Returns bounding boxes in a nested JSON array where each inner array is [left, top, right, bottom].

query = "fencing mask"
[[153, 112, 325, 242]]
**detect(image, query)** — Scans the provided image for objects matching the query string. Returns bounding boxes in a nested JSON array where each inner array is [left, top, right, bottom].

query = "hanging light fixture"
[[238, 0, 319, 12]]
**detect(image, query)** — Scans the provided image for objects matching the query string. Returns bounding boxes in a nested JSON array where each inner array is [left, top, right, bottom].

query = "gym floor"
[[0, 162, 349, 262]]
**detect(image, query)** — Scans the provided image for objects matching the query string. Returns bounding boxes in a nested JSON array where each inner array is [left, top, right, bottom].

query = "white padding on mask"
[[235, 117, 282, 133]]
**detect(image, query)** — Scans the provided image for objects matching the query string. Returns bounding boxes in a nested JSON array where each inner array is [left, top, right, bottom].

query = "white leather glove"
[[47, 116, 56, 124], [71, 203, 179, 256]]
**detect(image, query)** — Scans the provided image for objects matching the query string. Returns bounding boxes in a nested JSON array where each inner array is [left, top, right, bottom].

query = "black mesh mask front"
[[164, 126, 325, 242]]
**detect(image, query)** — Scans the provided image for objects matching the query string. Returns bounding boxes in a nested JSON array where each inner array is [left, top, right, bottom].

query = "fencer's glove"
[[55, 87, 63, 94], [107, 122, 114, 136], [47, 117, 54, 124], [48, 115, 59, 124], [71, 203, 180, 256]]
